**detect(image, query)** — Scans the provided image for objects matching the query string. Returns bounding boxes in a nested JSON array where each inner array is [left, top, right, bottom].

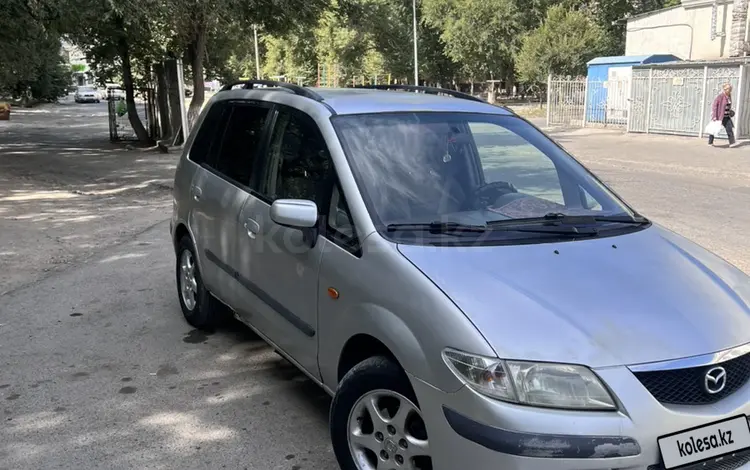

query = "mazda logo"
[[704, 366, 727, 394]]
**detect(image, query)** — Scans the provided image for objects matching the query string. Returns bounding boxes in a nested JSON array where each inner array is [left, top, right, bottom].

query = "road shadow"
[[0, 231, 335, 468], [0, 101, 177, 294]]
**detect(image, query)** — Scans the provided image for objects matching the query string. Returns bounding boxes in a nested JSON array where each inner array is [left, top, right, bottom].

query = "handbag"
[[705, 120, 723, 136]]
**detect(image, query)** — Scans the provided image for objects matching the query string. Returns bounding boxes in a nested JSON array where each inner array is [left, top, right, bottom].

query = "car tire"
[[330, 356, 432, 470], [175, 236, 229, 331]]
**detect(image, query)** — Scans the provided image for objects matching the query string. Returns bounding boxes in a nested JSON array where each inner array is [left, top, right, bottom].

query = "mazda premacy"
[[170, 81, 750, 470]]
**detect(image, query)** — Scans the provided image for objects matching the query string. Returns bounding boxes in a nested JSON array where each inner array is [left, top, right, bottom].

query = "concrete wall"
[[625, 0, 750, 60]]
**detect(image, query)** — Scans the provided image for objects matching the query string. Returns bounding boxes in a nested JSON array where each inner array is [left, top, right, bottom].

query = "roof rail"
[[220, 80, 324, 102], [354, 84, 487, 104]]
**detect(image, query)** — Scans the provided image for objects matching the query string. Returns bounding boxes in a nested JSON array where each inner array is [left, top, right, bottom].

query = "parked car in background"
[[171, 82, 750, 470], [105, 83, 125, 101], [74, 85, 100, 103]]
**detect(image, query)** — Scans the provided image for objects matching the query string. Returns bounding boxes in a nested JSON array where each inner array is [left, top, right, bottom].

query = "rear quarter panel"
[[171, 98, 217, 257]]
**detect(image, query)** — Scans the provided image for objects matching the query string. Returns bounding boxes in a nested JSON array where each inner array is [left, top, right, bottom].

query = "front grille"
[[648, 451, 750, 470], [633, 351, 750, 405]]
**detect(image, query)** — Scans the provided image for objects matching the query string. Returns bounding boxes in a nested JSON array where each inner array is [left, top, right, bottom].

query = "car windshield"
[[332, 112, 639, 243], [79, 86, 95, 92]]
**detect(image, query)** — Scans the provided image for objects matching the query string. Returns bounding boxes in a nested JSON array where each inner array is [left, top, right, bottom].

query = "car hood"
[[397, 225, 750, 368]]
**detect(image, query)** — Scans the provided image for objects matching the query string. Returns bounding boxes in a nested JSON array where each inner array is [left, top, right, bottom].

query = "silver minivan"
[[171, 82, 750, 470]]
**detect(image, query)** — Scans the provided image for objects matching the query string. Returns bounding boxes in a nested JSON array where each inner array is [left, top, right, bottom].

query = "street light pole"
[[253, 25, 261, 80], [413, 0, 419, 86]]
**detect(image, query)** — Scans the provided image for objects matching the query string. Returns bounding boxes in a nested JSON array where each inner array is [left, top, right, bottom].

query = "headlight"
[[442, 349, 616, 410]]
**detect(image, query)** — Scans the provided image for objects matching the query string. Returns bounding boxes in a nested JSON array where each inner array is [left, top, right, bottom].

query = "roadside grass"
[[507, 104, 547, 119]]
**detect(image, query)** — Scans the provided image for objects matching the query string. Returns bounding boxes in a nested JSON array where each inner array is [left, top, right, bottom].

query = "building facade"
[[625, 0, 749, 60], [60, 40, 94, 86]]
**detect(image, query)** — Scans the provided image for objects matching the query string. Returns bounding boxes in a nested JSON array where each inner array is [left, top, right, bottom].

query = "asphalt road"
[[1, 100, 749, 470]]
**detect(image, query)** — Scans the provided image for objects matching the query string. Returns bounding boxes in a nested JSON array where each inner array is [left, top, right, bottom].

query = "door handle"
[[191, 185, 202, 201], [243, 218, 260, 239]]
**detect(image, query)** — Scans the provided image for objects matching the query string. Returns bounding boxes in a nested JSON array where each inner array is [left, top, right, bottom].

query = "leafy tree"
[[422, 0, 521, 85], [64, 0, 158, 144], [262, 26, 318, 83], [0, 0, 70, 102], [516, 5, 607, 85], [164, 0, 329, 124]]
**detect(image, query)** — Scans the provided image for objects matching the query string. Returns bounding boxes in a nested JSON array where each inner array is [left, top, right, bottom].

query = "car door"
[[190, 100, 273, 308], [234, 106, 334, 377]]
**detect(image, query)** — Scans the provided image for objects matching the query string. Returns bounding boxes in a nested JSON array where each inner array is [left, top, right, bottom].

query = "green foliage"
[[0, 0, 70, 101], [516, 5, 607, 85], [116, 100, 128, 116], [422, 0, 520, 80], [262, 27, 318, 83]]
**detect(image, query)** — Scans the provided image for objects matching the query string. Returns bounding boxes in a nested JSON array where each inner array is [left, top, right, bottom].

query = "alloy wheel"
[[179, 249, 198, 311], [347, 389, 432, 470]]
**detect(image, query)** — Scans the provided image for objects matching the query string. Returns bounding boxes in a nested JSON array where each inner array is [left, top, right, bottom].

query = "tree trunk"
[[153, 62, 173, 139], [115, 18, 152, 145], [187, 23, 208, 129], [730, 0, 749, 57], [488, 81, 496, 104], [506, 72, 515, 98], [165, 59, 184, 144]]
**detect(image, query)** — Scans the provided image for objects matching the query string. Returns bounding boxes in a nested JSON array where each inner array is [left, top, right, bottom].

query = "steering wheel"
[[473, 181, 519, 208]]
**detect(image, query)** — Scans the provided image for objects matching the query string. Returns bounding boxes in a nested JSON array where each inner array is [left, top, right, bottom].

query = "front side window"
[[212, 103, 270, 186], [332, 112, 643, 245], [262, 109, 332, 209], [327, 183, 359, 253]]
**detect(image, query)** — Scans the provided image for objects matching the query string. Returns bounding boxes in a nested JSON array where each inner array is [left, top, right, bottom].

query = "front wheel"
[[331, 357, 433, 470]]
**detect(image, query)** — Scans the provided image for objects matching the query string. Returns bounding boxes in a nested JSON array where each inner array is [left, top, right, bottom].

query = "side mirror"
[[270, 199, 319, 248], [270, 199, 318, 228]]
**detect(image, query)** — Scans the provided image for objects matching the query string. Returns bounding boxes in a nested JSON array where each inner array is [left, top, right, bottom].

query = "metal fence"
[[547, 77, 587, 127], [547, 77, 630, 128], [629, 66, 743, 139], [546, 64, 748, 140], [107, 87, 159, 142]]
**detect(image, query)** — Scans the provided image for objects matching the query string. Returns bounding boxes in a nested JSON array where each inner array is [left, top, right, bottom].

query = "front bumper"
[[411, 365, 750, 470]]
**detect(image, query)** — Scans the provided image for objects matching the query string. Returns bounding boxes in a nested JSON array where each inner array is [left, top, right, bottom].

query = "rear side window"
[[212, 104, 270, 187], [189, 102, 226, 164]]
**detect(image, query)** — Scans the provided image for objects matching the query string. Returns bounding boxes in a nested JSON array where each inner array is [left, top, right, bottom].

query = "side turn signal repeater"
[[327, 287, 340, 300]]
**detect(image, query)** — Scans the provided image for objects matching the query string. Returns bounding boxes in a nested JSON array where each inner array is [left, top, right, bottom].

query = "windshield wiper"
[[489, 224, 599, 235], [387, 221, 597, 236], [386, 221, 488, 234], [540, 212, 649, 225]]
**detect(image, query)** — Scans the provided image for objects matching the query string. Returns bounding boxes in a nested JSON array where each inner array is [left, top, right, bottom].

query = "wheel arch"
[[322, 303, 464, 394], [173, 222, 191, 253], [337, 334, 400, 383]]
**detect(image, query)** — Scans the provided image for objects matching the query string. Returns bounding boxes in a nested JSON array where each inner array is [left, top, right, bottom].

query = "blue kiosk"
[[586, 54, 681, 124]]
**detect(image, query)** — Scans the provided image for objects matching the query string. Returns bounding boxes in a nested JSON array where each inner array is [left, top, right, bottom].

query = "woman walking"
[[708, 83, 735, 147]]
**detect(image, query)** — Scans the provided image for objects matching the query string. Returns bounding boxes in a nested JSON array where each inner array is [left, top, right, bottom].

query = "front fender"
[[319, 302, 435, 388], [317, 235, 496, 394]]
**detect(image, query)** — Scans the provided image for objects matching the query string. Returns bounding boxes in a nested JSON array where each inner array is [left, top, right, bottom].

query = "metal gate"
[[108, 87, 159, 142], [546, 77, 587, 127]]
